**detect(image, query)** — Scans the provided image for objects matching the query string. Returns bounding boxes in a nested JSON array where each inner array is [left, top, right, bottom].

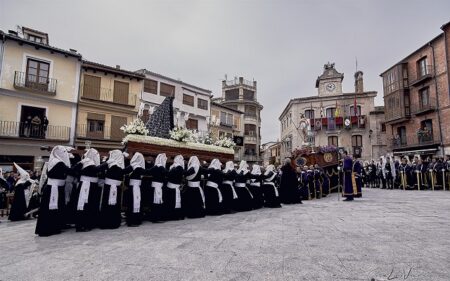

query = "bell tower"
[[315, 62, 344, 96]]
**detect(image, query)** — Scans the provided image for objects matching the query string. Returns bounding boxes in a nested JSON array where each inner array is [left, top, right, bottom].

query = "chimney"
[[116, 65, 121, 69], [354, 71, 364, 93]]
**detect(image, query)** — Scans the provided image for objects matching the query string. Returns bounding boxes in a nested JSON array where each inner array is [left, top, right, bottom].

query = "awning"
[[393, 148, 438, 155]]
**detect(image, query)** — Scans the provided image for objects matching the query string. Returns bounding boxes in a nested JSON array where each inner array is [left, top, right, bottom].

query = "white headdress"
[[170, 155, 185, 170], [14, 162, 31, 186], [237, 160, 249, 174], [209, 159, 222, 170], [223, 161, 235, 173], [81, 148, 100, 169], [186, 156, 200, 180], [154, 153, 167, 168], [251, 164, 261, 175], [48, 145, 71, 171], [264, 164, 275, 176], [107, 150, 125, 169], [130, 152, 145, 170]]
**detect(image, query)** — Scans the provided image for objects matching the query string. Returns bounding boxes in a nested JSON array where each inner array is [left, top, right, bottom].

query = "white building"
[[137, 69, 212, 133]]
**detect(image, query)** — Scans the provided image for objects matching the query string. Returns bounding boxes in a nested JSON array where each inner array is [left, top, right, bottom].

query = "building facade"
[[137, 69, 211, 134], [75, 61, 144, 153], [0, 27, 81, 171], [210, 102, 244, 161], [381, 21, 450, 158], [279, 63, 382, 161], [214, 77, 263, 164], [261, 141, 281, 167]]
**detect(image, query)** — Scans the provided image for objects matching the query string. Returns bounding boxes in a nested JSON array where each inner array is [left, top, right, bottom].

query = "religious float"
[[123, 97, 235, 163]]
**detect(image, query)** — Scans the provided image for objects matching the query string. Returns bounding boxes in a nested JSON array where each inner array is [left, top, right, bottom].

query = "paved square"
[[1, 188, 449, 281]]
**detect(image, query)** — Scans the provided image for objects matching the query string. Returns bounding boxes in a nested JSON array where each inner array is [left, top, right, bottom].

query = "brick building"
[[381, 21, 450, 158]]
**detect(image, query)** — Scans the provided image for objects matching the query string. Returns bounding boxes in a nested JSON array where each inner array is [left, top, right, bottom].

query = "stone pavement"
[[1, 188, 449, 281]]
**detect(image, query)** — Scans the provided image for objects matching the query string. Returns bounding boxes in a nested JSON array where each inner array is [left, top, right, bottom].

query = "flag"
[[353, 95, 357, 116], [334, 100, 339, 118]]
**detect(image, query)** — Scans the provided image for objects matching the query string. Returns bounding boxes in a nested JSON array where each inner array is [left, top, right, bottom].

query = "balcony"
[[392, 134, 439, 150], [220, 121, 233, 128], [76, 124, 125, 141], [244, 115, 258, 122], [243, 154, 259, 162], [410, 65, 434, 87], [0, 121, 70, 141], [411, 97, 437, 115], [223, 77, 256, 88], [244, 135, 257, 143], [14, 71, 57, 95], [80, 84, 137, 107]]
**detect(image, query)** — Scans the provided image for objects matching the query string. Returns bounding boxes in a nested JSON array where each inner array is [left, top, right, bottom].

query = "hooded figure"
[[8, 163, 33, 221], [380, 156, 387, 189], [233, 160, 254, 212], [147, 153, 168, 222], [164, 155, 185, 221], [262, 165, 281, 208], [248, 164, 264, 209], [99, 150, 130, 229], [204, 159, 224, 215], [183, 156, 206, 218], [125, 152, 148, 226], [220, 161, 238, 214], [35, 146, 72, 236], [74, 148, 104, 232], [280, 158, 302, 204]]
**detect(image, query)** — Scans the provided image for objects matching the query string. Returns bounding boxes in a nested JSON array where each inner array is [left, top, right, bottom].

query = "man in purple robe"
[[342, 151, 355, 201]]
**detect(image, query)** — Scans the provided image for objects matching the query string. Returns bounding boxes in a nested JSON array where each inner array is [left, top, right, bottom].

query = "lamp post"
[[369, 129, 373, 160]]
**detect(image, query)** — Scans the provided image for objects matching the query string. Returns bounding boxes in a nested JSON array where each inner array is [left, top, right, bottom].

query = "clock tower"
[[315, 62, 344, 96]]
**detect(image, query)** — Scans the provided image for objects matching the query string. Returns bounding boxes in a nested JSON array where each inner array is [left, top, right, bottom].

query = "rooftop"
[[82, 60, 145, 80], [211, 102, 244, 114]]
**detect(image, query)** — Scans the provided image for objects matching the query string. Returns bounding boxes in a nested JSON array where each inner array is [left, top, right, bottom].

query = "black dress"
[[163, 166, 184, 221], [204, 168, 224, 216], [234, 171, 253, 212], [74, 163, 105, 231], [262, 171, 281, 208], [35, 162, 69, 236], [99, 165, 131, 229], [183, 167, 206, 218], [220, 170, 238, 213], [280, 164, 302, 204], [9, 181, 31, 221], [147, 165, 167, 222], [248, 174, 264, 209], [125, 167, 147, 226]]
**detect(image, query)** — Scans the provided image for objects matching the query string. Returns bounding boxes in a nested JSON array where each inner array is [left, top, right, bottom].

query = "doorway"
[[20, 105, 46, 138]]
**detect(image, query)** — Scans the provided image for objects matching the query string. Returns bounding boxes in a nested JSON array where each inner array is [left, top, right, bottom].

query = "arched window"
[[304, 109, 315, 119]]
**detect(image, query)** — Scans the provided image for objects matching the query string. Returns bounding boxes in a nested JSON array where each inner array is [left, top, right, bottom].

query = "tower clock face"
[[326, 83, 336, 92]]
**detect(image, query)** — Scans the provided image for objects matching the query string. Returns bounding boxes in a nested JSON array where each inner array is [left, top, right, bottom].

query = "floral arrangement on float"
[[122, 125, 235, 155], [120, 119, 149, 136]]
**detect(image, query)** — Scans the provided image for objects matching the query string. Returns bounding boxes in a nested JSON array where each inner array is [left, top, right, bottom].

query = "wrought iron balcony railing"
[[14, 71, 57, 94], [0, 121, 70, 141]]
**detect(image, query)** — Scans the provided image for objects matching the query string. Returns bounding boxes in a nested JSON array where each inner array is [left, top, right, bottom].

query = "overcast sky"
[[1, 0, 449, 143]]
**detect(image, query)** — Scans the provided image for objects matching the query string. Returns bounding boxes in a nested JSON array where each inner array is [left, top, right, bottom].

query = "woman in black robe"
[[183, 156, 206, 218], [220, 161, 238, 214], [262, 165, 281, 208], [9, 163, 32, 221], [204, 159, 224, 216], [248, 165, 264, 209], [73, 148, 104, 232], [280, 158, 302, 204], [163, 155, 185, 221], [125, 152, 147, 226], [99, 150, 131, 229], [35, 146, 72, 236], [147, 153, 168, 222], [233, 161, 254, 212]]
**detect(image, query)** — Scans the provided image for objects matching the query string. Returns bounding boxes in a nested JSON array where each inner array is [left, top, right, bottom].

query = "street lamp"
[[369, 129, 373, 160]]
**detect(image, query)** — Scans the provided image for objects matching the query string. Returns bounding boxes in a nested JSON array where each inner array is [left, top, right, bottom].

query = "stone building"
[[0, 27, 81, 171], [261, 141, 281, 167], [279, 63, 383, 161], [381, 21, 450, 158], [214, 77, 263, 164]]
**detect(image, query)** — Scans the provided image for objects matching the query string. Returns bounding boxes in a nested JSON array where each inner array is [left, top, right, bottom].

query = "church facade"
[[279, 63, 387, 161]]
